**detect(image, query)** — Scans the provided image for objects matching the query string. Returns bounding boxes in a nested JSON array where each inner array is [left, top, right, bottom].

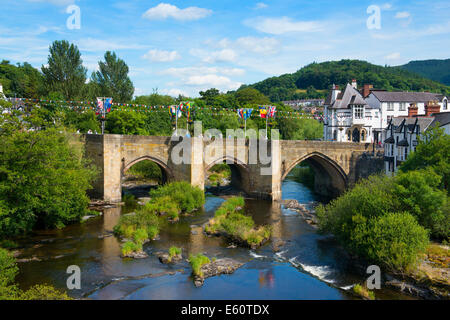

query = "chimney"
[[331, 84, 341, 103], [363, 84, 373, 98], [425, 100, 440, 116], [351, 79, 357, 89], [408, 103, 418, 117]]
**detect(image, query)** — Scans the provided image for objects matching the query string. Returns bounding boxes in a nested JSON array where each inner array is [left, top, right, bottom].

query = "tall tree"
[[91, 51, 134, 102], [41, 40, 87, 100]]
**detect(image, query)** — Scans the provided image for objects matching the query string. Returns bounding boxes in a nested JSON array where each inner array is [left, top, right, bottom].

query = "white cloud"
[[160, 66, 245, 77], [189, 48, 237, 63], [142, 3, 212, 21], [385, 52, 401, 60], [395, 11, 410, 19], [235, 37, 280, 55], [142, 49, 181, 62], [381, 3, 392, 10], [161, 88, 189, 97], [185, 74, 241, 90], [255, 2, 268, 9], [245, 16, 323, 35]]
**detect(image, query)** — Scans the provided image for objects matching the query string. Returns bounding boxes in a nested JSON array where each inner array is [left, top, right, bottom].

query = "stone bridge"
[[84, 134, 381, 202]]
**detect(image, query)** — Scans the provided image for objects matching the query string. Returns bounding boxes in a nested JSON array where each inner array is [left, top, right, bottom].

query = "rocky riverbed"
[[193, 258, 244, 287]]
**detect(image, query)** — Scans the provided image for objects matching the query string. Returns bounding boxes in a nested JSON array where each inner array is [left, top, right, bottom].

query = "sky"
[[0, 0, 449, 98]]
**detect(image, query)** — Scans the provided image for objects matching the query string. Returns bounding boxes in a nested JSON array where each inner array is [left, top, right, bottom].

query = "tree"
[[199, 88, 220, 105], [105, 110, 148, 135], [41, 40, 87, 99], [0, 106, 98, 237], [235, 87, 270, 105], [400, 126, 450, 189], [91, 51, 134, 102]]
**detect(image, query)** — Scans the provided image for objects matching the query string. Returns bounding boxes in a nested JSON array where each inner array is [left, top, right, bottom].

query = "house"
[[383, 101, 449, 175], [365, 90, 448, 140], [323, 80, 381, 143]]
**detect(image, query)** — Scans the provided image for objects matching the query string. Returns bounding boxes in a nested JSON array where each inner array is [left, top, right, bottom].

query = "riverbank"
[[282, 198, 449, 300]]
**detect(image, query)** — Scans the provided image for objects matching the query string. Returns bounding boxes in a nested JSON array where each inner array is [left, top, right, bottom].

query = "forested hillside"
[[399, 59, 450, 86], [242, 60, 450, 102]]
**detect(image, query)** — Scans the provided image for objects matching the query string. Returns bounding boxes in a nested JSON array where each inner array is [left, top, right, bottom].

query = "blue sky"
[[0, 0, 449, 98]]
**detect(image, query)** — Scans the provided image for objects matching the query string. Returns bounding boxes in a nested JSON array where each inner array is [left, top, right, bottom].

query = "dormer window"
[[354, 105, 364, 119]]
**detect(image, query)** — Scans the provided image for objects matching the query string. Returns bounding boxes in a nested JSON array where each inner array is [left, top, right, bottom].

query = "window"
[[444, 99, 448, 110], [375, 111, 379, 118], [354, 105, 364, 119], [387, 102, 394, 111], [399, 103, 406, 111]]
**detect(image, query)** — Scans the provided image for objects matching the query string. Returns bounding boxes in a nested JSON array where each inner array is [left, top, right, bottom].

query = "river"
[[14, 173, 411, 300]]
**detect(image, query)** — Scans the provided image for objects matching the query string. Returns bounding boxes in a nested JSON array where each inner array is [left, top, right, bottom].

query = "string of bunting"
[[8, 97, 325, 120]]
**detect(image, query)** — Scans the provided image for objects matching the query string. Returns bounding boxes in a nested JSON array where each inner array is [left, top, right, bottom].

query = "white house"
[[323, 80, 382, 143], [365, 90, 448, 140], [383, 102, 450, 175]]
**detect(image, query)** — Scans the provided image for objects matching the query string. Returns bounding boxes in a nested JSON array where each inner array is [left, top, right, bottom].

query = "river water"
[[14, 174, 411, 300]]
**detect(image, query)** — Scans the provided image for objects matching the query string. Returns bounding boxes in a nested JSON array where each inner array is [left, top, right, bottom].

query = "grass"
[[205, 197, 271, 247], [168, 246, 182, 262], [353, 284, 375, 300], [189, 253, 211, 277], [149, 181, 205, 213], [121, 241, 143, 257]]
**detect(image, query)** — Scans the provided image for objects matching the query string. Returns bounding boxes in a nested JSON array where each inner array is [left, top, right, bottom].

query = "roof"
[[430, 112, 450, 128], [371, 91, 445, 103], [391, 117, 434, 133], [328, 84, 368, 109]]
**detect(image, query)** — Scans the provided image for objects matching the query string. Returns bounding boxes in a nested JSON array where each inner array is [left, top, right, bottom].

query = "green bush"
[[0, 248, 70, 300], [317, 173, 432, 272], [149, 182, 205, 213], [189, 253, 211, 277], [121, 241, 143, 257], [357, 212, 429, 272], [392, 170, 449, 239], [113, 209, 161, 240], [353, 284, 375, 300], [133, 228, 148, 244], [205, 197, 271, 247], [19, 285, 72, 300], [316, 174, 395, 244], [144, 196, 180, 220], [0, 248, 19, 299]]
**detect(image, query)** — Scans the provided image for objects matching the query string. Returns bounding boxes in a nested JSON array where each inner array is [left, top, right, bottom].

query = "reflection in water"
[[258, 269, 274, 288], [13, 174, 412, 300]]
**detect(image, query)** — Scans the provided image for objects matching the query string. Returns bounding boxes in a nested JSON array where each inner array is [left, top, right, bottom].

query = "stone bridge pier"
[[84, 134, 382, 203]]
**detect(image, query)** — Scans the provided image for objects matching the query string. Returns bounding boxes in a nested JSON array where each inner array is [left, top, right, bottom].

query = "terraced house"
[[383, 102, 450, 175]]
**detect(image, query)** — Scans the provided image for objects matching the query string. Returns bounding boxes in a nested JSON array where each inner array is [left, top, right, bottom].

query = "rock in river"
[[193, 258, 244, 287], [156, 252, 183, 264]]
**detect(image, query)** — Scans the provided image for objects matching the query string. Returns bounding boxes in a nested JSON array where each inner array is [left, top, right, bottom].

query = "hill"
[[399, 59, 450, 86], [241, 60, 450, 102]]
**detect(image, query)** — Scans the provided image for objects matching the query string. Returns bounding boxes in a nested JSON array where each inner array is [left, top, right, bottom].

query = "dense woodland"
[[243, 60, 450, 102], [400, 59, 450, 86]]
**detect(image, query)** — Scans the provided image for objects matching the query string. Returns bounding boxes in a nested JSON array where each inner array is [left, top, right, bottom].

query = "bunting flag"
[[95, 98, 103, 115], [259, 106, 268, 118], [244, 108, 253, 120], [268, 106, 276, 118], [104, 98, 113, 113]]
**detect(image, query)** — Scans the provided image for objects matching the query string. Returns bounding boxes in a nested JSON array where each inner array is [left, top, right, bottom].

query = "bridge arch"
[[123, 155, 174, 184], [282, 152, 348, 197], [204, 156, 250, 192]]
